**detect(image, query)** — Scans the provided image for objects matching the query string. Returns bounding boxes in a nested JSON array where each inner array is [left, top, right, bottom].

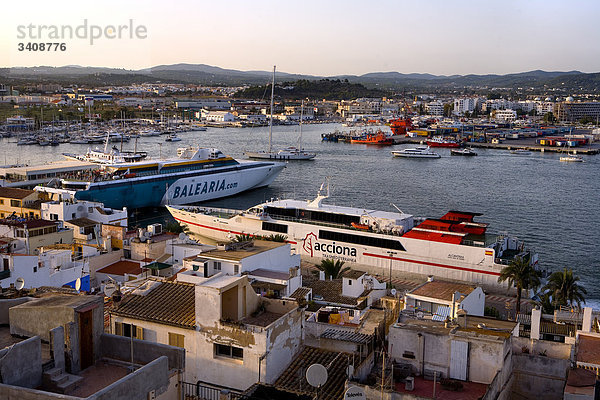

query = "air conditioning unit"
[[147, 223, 162, 236]]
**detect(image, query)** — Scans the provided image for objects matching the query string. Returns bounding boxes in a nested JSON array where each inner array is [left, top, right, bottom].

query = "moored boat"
[[350, 131, 393, 145], [167, 183, 541, 289], [451, 148, 477, 156], [62, 146, 285, 209], [426, 136, 461, 148], [391, 146, 440, 158]]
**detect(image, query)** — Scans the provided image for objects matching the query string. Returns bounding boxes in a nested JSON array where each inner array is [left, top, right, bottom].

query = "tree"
[[443, 103, 454, 117], [543, 112, 555, 123], [544, 268, 587, 310], [315, 259, 350, 280], [498, 255, 541, 315]]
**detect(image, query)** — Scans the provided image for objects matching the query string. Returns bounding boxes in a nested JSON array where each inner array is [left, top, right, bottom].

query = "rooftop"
[[274, 346, 350, 400], [247, 268, 290, 280], [577, 334, 600, 365], [408, 280, 476, 302], [320, 328, 373, 344], [13, 293, 102, 310], [0, 187, 35, 199], [202, 240, 285, 262], [0, 160, 97, 175], [112, 279, 195, 329], [0, 218, 58, 229], [66, 217, 99, 228], [97, 260, 143, 276], [394, 375, 487, 400], [242, 311, 285, 327], [343, 270, 366, 279], [289, 287, 312, 300], [303, 278, 366, 306]]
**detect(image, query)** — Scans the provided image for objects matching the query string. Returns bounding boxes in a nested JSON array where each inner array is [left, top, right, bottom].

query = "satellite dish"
[[344, 386, 366, 400], [391, 288, 397, 297], [104, 283, 117, 297], [306, 363, 327, 388], [15, 277, 25, 290], [346, 365, 354, 378], [75, 278, 82, 292]]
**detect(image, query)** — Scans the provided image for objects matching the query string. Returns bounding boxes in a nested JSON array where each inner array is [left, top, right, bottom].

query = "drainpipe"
[[258, 353, 267, 383], [417, 333, 424, 376]]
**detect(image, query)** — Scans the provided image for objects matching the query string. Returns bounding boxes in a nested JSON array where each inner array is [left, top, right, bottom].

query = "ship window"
[[318, 230, 406, 251], [262, 221, 288, 234]]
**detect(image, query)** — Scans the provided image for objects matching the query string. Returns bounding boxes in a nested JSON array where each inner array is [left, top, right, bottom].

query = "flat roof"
[[409, 280, 477, 302], [97, 260, 143, 276], [0, 160, 97, 175], [202, 240, 285, 262], [199, 274, 242, 289], [247, 268, 289, 280], [577, 334, 600, 365]]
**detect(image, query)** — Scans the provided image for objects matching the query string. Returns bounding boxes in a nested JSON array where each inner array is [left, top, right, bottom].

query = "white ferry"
[[167, 185, 540, 288]]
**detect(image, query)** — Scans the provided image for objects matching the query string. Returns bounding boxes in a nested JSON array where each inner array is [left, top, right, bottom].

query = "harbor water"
[[3, 123, 599, 305]]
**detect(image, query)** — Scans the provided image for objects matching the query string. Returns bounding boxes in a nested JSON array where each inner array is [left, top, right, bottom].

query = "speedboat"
[[510, 149, 531, 155], [559, 154, 584, 162], [451, 148, 477, 156], [391, 146, 440, 159], [166, 134, 182, 142]]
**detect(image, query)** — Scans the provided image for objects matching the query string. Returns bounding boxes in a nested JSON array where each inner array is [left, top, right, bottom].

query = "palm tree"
[[544, 268, 587, 310], [315, 259, 350, 280], [498, 255, 541, 315]]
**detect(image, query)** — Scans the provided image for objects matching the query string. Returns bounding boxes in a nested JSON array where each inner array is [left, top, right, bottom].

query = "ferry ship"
[[167, 184, 540, 288], [61, 146, 285, 209]]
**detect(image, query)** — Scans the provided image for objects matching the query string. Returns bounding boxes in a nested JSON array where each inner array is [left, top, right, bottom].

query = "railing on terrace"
[[180, 381, 244, 400]]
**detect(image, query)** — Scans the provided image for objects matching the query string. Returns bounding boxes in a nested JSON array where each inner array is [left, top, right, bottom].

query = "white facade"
[[425, 101, 444, 116], [203, 111, 236, 122], [112, 276, 303, 391], [404, 284, 485, 318], [38, 188, 128, 227], [0, 249, 87, 289], [494, 109, 518, 122], [453, 97, 479, 115]]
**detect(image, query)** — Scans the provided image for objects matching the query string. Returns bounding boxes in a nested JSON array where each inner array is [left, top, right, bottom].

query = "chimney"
[[319, 271, 325, 281], [427, 275, 434, 282], [582, 307, 593, 333], [530, 308, 542, 340]]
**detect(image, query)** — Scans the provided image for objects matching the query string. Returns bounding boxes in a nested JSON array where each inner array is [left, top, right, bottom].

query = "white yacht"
[[391, 146, 440, 158]]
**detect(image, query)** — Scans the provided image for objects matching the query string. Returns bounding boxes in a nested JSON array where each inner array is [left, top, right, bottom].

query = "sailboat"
[[245, 66, 316, 161]]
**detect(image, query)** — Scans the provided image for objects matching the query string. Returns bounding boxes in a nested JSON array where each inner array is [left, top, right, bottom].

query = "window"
[[168, 332, 185, 348], [402, 351, 416, 359], [234, 264, 240, 275], [318, 229, 406, 251], [348, 280, 352, 286], [214, 343, 243, 360], [10, 200, 20, 207], [214, 261, 221, 271], [262, 221, 288, 234], [0, 199, 4, 205], [114, 322, 143, 339]]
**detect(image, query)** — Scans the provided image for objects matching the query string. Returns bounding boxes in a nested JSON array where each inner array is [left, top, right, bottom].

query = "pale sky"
[[2, 0, 599, 76]]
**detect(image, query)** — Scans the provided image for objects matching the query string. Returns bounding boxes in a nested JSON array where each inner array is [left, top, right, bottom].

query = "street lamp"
[[386, 251, 397, 288]]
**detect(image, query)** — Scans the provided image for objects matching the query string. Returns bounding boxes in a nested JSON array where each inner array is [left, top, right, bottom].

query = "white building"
[[403, 279, 485, 318], [111, 275, 303, 391], [494, 109, 518, 122], [37, 188, 128, 227], [203, 110, 236, 122], [425, 101, 444, 116], [0, 248, 88, 290], [453, 97, 479, 115]]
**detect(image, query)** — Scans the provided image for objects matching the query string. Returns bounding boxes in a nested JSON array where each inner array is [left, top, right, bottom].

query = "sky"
[[2, 0, 599, 76]]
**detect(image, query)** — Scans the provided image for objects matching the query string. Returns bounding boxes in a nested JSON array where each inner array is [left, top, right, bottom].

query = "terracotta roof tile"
[[303, 278, 361, 306], [97, 260, 143, 276], [274, 346, 350, 400], [112, 280, 195, 329], [289, 287, 312, 300], [409, 280, 476, 302], [0, 187, 35, 200]]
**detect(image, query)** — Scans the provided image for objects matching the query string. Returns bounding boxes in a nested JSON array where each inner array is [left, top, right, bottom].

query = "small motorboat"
[[166, 134, 182, 142], [559, 153, 584, 162], [451, 148, 477, 156], [510, 149, 531, 155]]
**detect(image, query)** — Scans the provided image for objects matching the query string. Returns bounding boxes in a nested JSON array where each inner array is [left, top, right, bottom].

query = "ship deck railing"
[[269, 214, 406, 236]]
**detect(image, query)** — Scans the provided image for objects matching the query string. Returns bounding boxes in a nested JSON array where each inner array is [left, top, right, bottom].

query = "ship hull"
[[74, 161, 284, 209], [167, 206, 516, 288]]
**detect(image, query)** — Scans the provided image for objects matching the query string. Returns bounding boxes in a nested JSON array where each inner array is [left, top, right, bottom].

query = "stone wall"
[[0, 336, 42, 388], [511, 353, 569, 400]]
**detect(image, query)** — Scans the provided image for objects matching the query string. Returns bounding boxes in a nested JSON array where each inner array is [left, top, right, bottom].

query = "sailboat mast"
[[268, 65, 275, 153], [299, 100, 304, 149]]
